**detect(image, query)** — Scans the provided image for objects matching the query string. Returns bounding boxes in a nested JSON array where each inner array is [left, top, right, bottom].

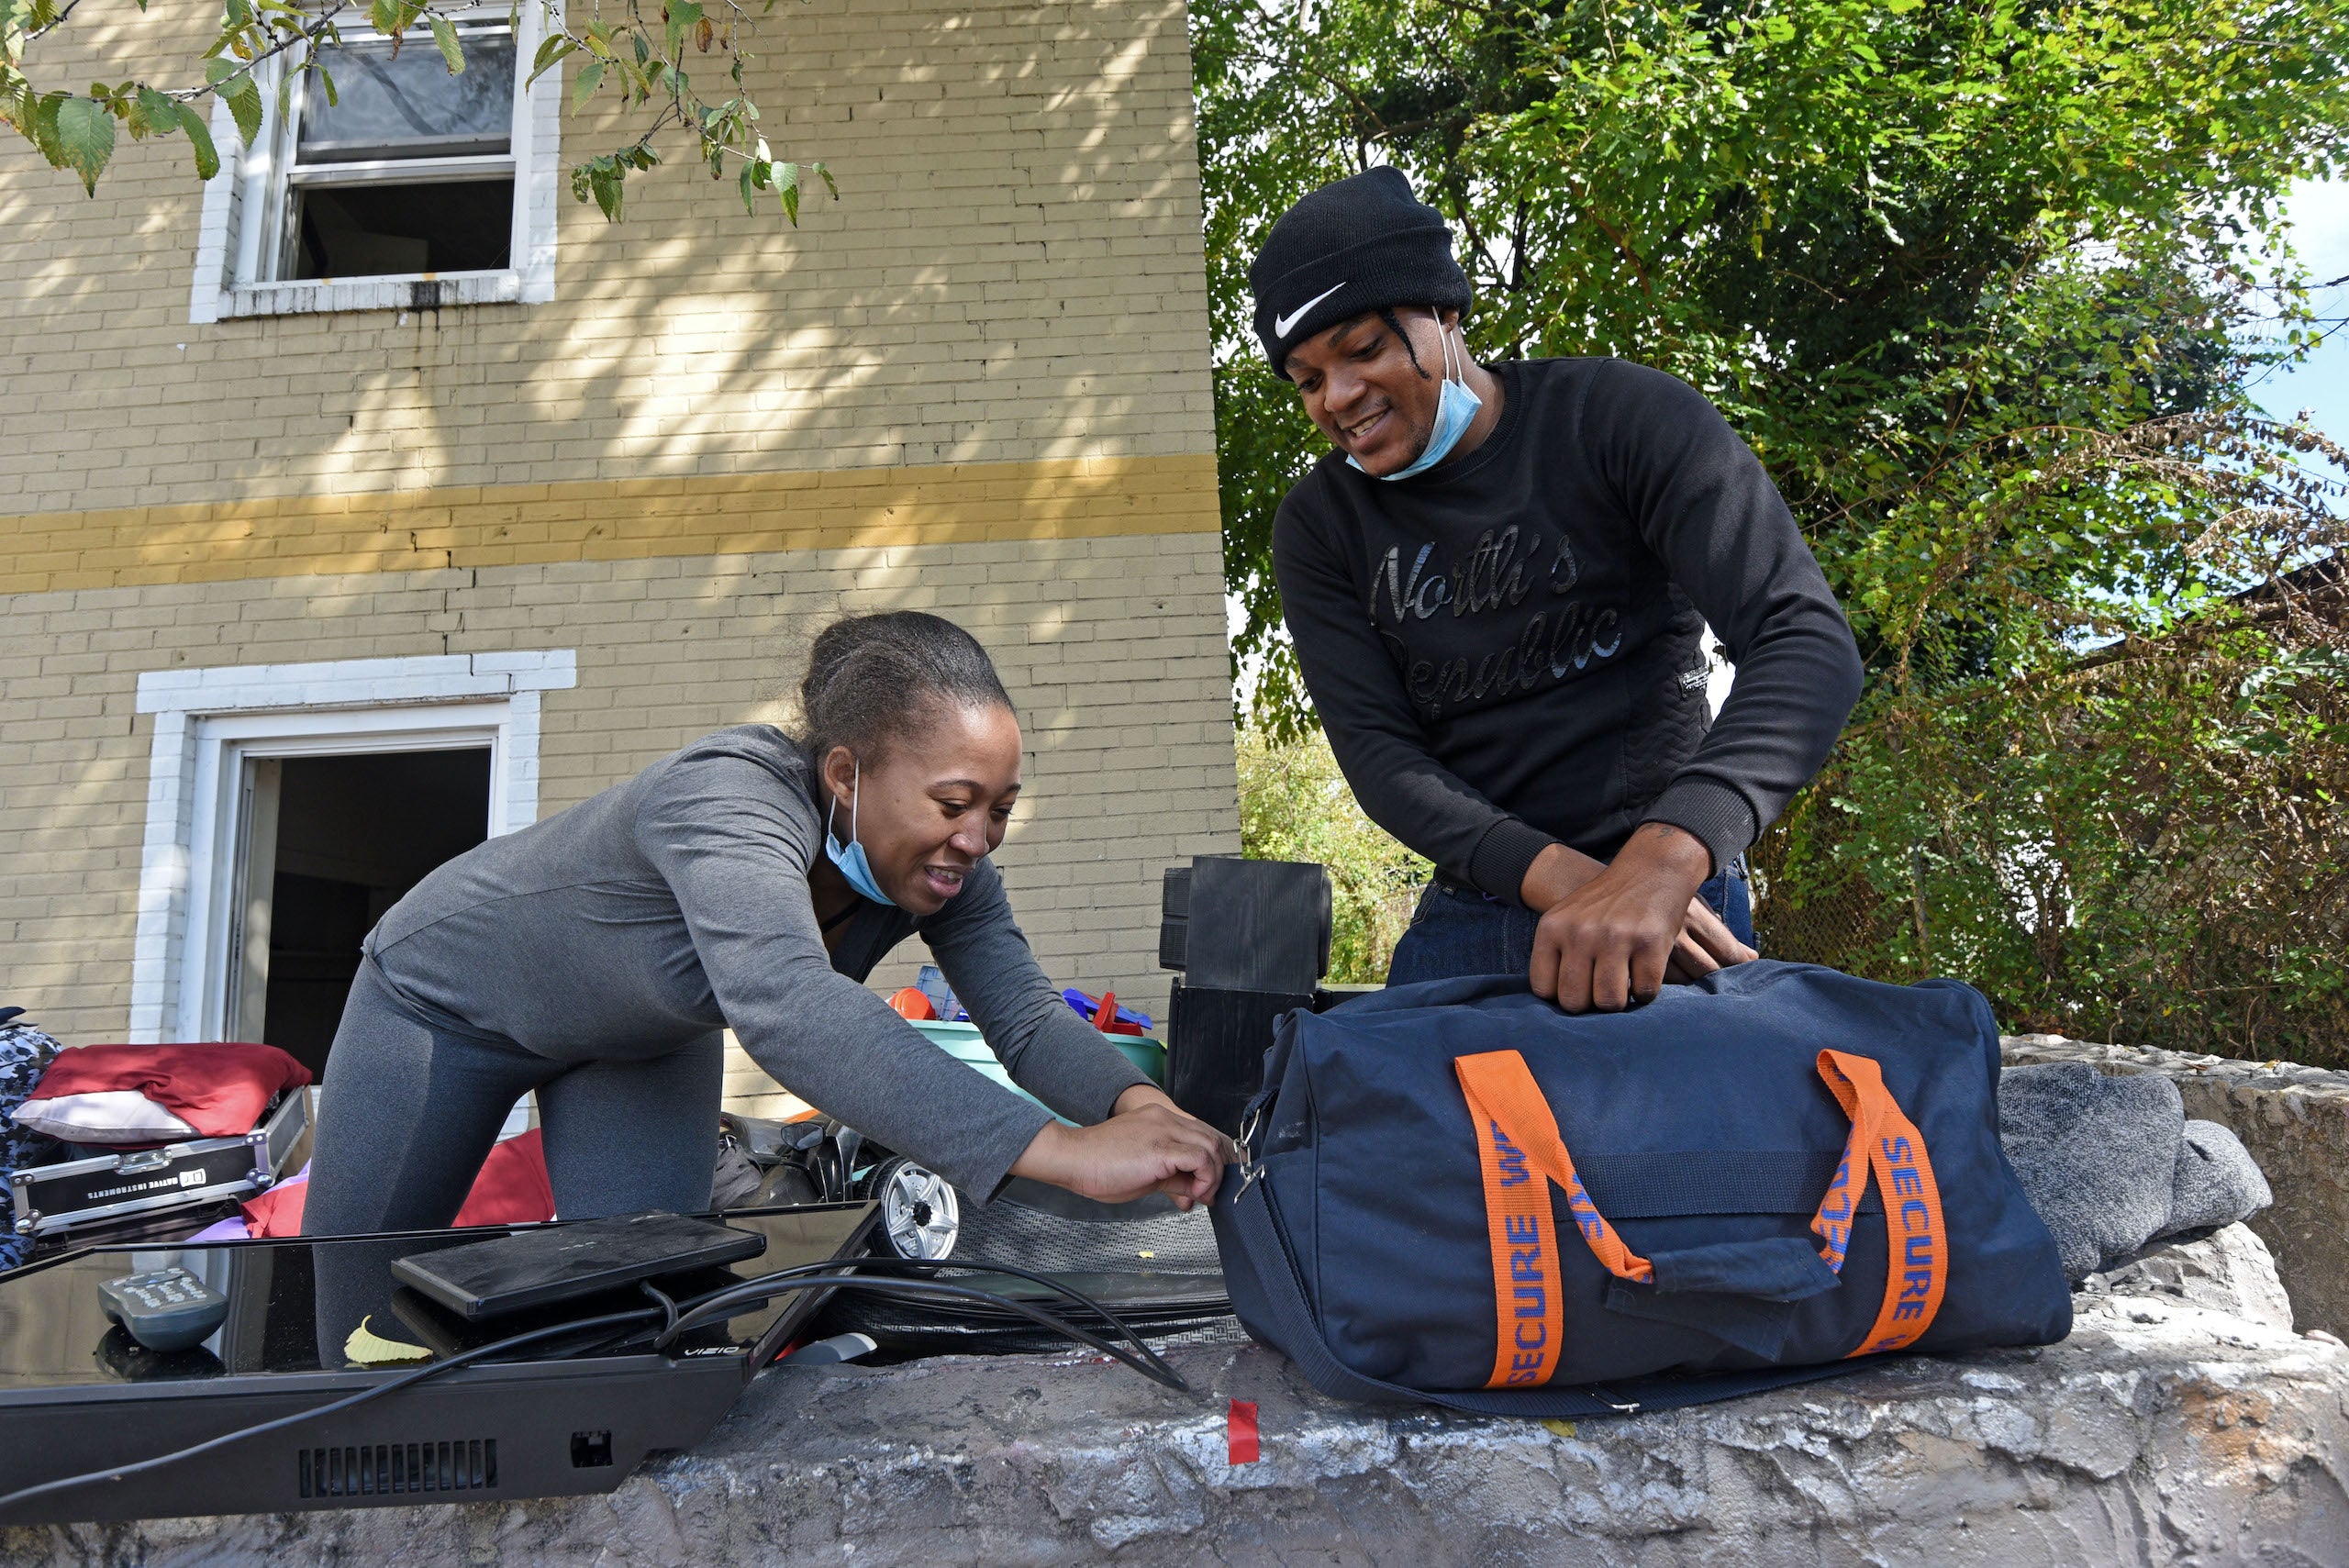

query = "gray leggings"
[[301, 957, 720, 1235]]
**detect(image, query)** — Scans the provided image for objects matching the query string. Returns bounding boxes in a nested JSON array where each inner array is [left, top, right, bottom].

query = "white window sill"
[[203, 268, 536, 321]]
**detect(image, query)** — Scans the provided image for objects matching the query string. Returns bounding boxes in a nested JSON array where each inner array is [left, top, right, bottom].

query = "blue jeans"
[[1387, 861, 1755, 987]]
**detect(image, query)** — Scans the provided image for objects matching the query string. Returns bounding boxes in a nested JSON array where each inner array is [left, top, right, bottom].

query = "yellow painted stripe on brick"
[[0, 453, 1222, 595]]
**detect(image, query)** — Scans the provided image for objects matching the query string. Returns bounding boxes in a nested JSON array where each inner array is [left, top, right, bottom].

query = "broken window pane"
[[298, 33, 518, 163]]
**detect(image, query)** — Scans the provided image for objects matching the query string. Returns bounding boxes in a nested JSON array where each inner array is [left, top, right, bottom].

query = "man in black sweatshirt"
[[1254, 168, 1864, 1012]]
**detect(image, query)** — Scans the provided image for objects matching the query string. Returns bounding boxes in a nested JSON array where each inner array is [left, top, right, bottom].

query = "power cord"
[[657, 1254, 1131, 1342], [648, 1257, 1190, 1392], [639, 1278, 681, 1339], [0, 1306, 662, 1522]]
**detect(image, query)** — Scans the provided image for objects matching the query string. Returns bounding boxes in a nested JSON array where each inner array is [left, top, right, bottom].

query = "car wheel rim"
[[881, 1164, 959, 1260]]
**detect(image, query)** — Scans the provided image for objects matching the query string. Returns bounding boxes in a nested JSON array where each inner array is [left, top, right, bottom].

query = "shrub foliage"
[[1235, 727, 1431, 984], [1198, 0, 2349, 1058]]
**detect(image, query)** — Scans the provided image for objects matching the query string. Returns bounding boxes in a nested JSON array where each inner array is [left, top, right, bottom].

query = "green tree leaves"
[[44, 93, 110, 193], [527, 31, 572, 84], [3, 0, 834, 226], [1200, 0, 2348, 716], [428, 14, 463, 75], [367, 0, 425, 42], [0, 0, 285, 193], [175, 100, 217, 179], [1198, 0, 2349, 1049], [662, 0, 702, 61], [1237, 728, 1431, 983], [571, 142, 659, 221], [202, 58, 262, 147]]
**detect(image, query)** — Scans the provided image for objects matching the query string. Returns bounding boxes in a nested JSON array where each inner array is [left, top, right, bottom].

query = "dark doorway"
[[260, 749, 491, 1078]]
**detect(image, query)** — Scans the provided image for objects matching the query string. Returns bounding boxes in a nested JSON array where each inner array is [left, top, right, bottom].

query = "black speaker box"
[[1163, 980, 1311, 1138], [1157, 858, 1330, 994]]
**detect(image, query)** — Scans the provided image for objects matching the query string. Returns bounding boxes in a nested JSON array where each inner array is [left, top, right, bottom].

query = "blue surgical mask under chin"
[[824, 762, 897, 906], [1347, 314, 1484, 481]]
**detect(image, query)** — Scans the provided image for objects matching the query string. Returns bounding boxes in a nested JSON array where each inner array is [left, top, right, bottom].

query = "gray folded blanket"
[[1998, 1062, 2272, 1282]]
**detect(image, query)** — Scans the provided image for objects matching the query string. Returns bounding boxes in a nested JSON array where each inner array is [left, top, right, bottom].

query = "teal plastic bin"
[[907, 1020, 1165, 1120]]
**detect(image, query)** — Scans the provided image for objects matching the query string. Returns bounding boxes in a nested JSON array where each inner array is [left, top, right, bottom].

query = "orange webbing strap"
[[1808, 1064, 1881, 1274], [1816, 1050, 1949, 1355], [1454, 1051, 1651, 1388], [1455, 1048, 1951, 1386]]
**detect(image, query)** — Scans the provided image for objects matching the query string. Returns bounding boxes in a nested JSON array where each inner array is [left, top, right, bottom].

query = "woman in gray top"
[[300, 613, 1231, 1234]]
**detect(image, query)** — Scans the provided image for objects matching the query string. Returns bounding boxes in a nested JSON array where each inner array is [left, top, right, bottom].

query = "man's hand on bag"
[[1665, 894, 1758, 985], [1525, 823, 1753, 1012], [1008, 1085, 1237, 1210], [1518, 835, 1759, 1006]]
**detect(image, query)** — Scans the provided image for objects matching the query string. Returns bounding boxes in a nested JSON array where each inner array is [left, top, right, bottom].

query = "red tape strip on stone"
[[1228, 1399, 1260, 1464]]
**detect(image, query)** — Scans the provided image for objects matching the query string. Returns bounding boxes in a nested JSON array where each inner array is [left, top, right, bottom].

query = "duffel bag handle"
[[1453, 1048, 1949, 1390]]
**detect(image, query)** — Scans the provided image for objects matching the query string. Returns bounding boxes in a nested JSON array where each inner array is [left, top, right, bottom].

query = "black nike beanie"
[[1249, 166, 1471, 375]]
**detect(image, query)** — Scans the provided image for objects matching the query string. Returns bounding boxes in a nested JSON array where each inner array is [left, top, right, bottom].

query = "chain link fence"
[[1746, 821, 1894, 971]]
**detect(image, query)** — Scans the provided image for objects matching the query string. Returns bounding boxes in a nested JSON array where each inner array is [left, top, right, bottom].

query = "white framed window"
[[129, 652, 577, 1045], [189, 4, 562, 322]]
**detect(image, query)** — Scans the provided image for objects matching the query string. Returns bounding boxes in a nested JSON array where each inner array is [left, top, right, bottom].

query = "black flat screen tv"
[[0, 1201, 878, 1526]]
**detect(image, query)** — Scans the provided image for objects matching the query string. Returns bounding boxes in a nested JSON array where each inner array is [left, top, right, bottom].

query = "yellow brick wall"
[[0, 0, 1241, 1116], [0, 536, 1237, 1065], [0, 0, 1216, 504]]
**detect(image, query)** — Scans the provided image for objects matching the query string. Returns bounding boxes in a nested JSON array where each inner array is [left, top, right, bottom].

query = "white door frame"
[[186, 706, 509, 1044], [130, 652, 577, 1043]]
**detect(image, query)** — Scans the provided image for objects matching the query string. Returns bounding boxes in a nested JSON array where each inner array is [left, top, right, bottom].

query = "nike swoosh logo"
[[1273, 283, 1347, 339]]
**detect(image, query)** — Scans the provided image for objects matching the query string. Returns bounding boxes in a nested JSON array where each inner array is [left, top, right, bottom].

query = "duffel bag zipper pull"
[[1232, 1104, 1269, 1201]]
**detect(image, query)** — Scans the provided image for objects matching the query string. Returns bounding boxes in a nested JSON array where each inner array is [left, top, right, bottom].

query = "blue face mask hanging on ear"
[[1347, 310, 1483, 481], [824, 760, 897, 906]]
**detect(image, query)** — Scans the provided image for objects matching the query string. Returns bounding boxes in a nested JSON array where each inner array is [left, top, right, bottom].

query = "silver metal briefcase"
[[9, 1087, 310, 1241]]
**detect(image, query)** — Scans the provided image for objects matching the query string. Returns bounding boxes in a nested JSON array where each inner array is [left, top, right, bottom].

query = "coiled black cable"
[[647, 1257, 1190, 1392]]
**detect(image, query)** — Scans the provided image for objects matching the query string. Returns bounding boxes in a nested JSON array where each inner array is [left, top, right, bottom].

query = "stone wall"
[[10, 1228, 2346, 1567], [2003, 1034, 2349, 1339]]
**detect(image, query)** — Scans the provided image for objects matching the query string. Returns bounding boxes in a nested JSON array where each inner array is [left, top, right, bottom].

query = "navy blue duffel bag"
[[1210, 962, 2071, 1418]]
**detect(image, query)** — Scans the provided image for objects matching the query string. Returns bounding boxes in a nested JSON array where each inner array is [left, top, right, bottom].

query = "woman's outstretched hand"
[[1010, 1085, 1237, 1210]]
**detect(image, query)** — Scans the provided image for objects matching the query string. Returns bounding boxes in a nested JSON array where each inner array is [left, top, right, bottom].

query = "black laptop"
[[390, 1212, 769, 1319]]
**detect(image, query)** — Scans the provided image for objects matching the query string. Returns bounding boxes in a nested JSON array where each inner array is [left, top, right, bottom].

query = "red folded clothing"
[[240, 1129, 557, 1239], [24, 1042, 311, 1138], [448, 1129, 560, 1228]]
